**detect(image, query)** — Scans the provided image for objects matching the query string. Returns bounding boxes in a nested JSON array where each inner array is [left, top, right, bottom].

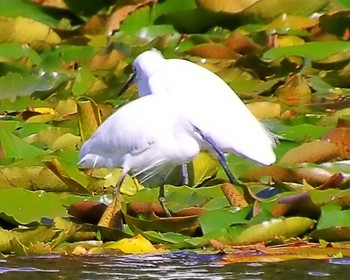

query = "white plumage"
[[78, 49, 277, 217], [131, 49, 276, 166], [79, 94, 203, 184]]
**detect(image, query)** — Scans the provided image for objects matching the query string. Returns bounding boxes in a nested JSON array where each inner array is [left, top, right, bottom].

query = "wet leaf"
[[222, 217, 315, 245], [223, 245, 350, 263], [0, 225, 56, 253]]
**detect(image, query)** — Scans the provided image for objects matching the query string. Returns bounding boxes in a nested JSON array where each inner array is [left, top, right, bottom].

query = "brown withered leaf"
[[226, 31, 263, 54], [107, 0, 157, 33], [321, 127, 350, 158], [187, 44, 240, 59], [240, 166, 298, 183], [294, 167, 337, 186], [317, 173, 346, 190], [221, 183, 248, 207], [279, 141, 341, 164]]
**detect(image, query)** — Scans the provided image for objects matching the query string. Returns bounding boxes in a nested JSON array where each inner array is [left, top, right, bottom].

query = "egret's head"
[[119, 49, 165, 96], [133, 49, 165, 80]]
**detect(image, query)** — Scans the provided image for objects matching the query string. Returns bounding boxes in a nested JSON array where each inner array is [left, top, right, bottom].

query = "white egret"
[[78, 94, 204, 216], [120, 49, 276, 183]]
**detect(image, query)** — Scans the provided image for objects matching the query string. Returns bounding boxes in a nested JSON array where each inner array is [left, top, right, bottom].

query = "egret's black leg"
[[181, 164, 189, 185], [196, 128, 237, 184], [159, 175, 171, 217]]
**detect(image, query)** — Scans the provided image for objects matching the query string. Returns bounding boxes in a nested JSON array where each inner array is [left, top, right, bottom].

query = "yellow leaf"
[[246, 101, 281, 119], [107, 234, 158, 254], [0, 16, 61, 45]]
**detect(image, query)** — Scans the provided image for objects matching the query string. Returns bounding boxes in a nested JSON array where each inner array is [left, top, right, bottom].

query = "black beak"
[[118, 72, 137, 96]]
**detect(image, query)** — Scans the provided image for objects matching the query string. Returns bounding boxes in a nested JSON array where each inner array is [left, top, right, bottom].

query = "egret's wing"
[[148, 59, 276, 165]]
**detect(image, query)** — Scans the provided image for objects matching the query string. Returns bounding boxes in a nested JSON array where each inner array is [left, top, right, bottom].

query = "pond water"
[[0, 252, 349, 279]]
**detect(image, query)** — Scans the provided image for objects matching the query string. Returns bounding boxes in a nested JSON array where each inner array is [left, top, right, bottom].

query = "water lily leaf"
[[309, 188, 350, 207], [263, 41, 350, 61], [223, 217, 315, 245], [123, 202, 204, 235], [265, 14, 317, 31], [319, 10, 350, 38], [221, 183, 249, 207], [317, 204, 350, 230], [197, 0, 258, 14], [187, 43, 238, 59], [77, 98, 101, 143], [312, 50, 350, 70], [277, 191, 321, 218], [0, 225, 56, 253], [119, 5, 153, 33], [199, 207, 251, 235], [0, 42, 41, 64], [321, 127, 350, 159], [191, 152, 218, 187], [278, 123, 332, 142], [0, 128, 48, 160], [279, 141, 341, 164], [72, 67, 97, 96], [106, 234, 159, 254], [0, 188, 67, 225], [0, 16, 61, 46], [43, 155, 89, 194], [323, 62, 350, 87], [275, 74, 312, 105], [223, 245, 350, 263], [0, 72, 68, 100], [246, 101, 281, 119], [139, 230, 208, 249], [0, 166, 70, 191], [0, 0, 63, 28], [230, 78, 281, 98], [24, 127, 81, 150], [241, 0, 327, 22]]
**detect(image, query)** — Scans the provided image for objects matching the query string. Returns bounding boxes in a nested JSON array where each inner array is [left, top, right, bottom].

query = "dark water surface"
[[0, 252, 349, 279]]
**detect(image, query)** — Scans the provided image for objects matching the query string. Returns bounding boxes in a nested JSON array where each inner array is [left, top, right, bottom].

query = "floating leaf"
[[263, 41, 350, 61], [0, 225, 56, 253], [106, 234, 159, 254], [223, 217, 315, 245], [43, 155, 89, 194], [0, 188, 67, 225], [0, 128, 48, 160], [77, 98, 102, 144], [0, 16, 60, 46], [279, 141, 341, 164]]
